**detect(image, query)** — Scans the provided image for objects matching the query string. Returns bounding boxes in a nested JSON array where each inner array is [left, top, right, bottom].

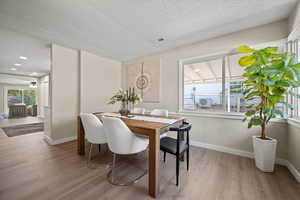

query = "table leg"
[[148, 129, 160, 198], [77, 116, 85, 155]]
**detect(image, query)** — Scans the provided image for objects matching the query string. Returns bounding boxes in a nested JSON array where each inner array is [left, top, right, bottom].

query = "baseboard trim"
[[286, 161, 300, 183], [190, 140, 254, 159], [43, 135, 54, 145], [43, 135, 76, 145], [190, 140, 300, 183]]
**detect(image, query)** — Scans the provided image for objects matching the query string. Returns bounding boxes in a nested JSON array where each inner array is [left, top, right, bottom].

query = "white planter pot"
[[252, 136, 277, 172]]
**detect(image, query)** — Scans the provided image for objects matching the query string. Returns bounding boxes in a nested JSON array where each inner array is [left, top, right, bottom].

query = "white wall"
[[0, 84, 4, 114], [80, 51, 121, 113], [288, 122, 300, 175], [48, 44, 122, 142], [184, 115, 288, 159], [44, 106, 52, 139], [37, 75, 49, 118], [51, 44, 79, 141], [123, 20, 289, 158]]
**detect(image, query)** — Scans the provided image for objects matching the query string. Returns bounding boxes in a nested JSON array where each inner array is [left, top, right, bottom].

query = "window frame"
[[3, 86, 37, 114], [286, 39, 300, 121], [178, 50, 238, 114], [178, 39, 287, 116]]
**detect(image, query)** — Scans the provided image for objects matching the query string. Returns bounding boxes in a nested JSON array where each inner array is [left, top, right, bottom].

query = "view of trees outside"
[[7, 89, 23, 106], [24, 90, 36, 105], [7, 89, 36, 106]]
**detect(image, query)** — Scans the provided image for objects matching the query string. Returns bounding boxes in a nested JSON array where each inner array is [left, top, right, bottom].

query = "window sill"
[[170, 110, 287, 124], [288, 118, 300, 128], [174, 110, 244, 120]]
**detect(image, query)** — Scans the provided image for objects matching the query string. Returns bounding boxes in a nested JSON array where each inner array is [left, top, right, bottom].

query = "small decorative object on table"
[[108, 88, 142, 116]]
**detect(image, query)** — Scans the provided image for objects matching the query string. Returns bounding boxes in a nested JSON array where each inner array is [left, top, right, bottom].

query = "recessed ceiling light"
[[19, 56, 28, 60], [14, 63, 21, 66], [30, 72, 38, 76], [10, 67, 17, 71], [194, 69, 201, 72]]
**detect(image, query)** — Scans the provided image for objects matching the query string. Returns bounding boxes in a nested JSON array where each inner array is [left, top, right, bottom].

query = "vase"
[[119, 102, 130, 116], [252, 136, 277, 172]]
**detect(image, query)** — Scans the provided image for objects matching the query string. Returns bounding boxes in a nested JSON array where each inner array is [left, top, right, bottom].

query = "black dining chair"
[[160, 122, 191, 186]]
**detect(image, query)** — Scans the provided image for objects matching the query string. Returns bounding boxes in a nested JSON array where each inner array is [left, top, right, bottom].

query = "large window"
[[7, 89, 23, 106], [180, 41, 287, 115], [7, 89, 36, 107], [181, 53, 248, 114]]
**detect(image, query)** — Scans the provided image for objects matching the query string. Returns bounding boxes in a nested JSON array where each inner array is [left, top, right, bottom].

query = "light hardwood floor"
[[0, 117, 43, 128], [0, 132, 299, 200]]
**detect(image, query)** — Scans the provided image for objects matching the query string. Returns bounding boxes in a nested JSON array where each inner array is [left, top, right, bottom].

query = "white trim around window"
[[178, 39, 287, 116], [3, 85, 37, 114]]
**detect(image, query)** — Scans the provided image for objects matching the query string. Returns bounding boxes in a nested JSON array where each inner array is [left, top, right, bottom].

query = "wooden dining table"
[[77, 112, 185, 198]]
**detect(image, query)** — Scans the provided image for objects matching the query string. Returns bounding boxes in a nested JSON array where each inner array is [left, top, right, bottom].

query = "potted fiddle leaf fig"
[[237, 45, 300, 172]]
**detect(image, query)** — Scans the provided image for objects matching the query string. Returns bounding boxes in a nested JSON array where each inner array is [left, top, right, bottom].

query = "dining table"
[[77, 112, 185, 198]]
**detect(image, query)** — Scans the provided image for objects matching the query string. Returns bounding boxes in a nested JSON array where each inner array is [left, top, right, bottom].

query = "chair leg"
[[99, 144, 101, 152], [176, 154, 180, 186], [107, 153, 147, 186], [111, 153, 116, 183], [163, 151, 166, 163], [186, 148, 189, 171], [180, 154, 184, 162], [87, 143, 93, 166]]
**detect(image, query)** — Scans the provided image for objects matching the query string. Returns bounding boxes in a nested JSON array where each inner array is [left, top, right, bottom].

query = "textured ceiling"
[[0, 28, 50, 77], [0, 0, 297, 61]]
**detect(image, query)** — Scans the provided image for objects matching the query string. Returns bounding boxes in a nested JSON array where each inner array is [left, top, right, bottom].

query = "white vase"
[[252, 136, 277, 172]]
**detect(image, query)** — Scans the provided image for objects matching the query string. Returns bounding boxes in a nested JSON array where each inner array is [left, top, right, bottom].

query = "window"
[[7, 89, 36, 107], [7, 89, 23, 106], [181, 53, 246, 113], [24, 90, 36, 105], [290, 39, 300, 119], [180, 40, 287, 115]]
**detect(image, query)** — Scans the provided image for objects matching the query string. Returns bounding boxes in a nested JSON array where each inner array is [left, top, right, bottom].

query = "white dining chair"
[[131, 107, 146, 114], [80, 113, 107, 167], [102, 117, 149, 186], [150, 109, 169, 117], [150, 109, 169, 138]]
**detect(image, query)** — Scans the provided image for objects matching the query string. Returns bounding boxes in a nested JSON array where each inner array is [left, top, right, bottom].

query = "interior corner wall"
[[51, 44, 79, 141]]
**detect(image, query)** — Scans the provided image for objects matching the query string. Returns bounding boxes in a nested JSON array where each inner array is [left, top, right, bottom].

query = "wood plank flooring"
[[0, 132, 299, 200], [0, 117, 43, 128]]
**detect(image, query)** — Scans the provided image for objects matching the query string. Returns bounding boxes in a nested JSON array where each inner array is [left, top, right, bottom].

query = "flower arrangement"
[[108, 88, 142, 115], [108, 89, 127, 104]]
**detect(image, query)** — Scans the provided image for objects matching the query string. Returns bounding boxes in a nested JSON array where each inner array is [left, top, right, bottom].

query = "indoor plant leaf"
[[239, 55, 256, 66], [236, 45, 255, 53]]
